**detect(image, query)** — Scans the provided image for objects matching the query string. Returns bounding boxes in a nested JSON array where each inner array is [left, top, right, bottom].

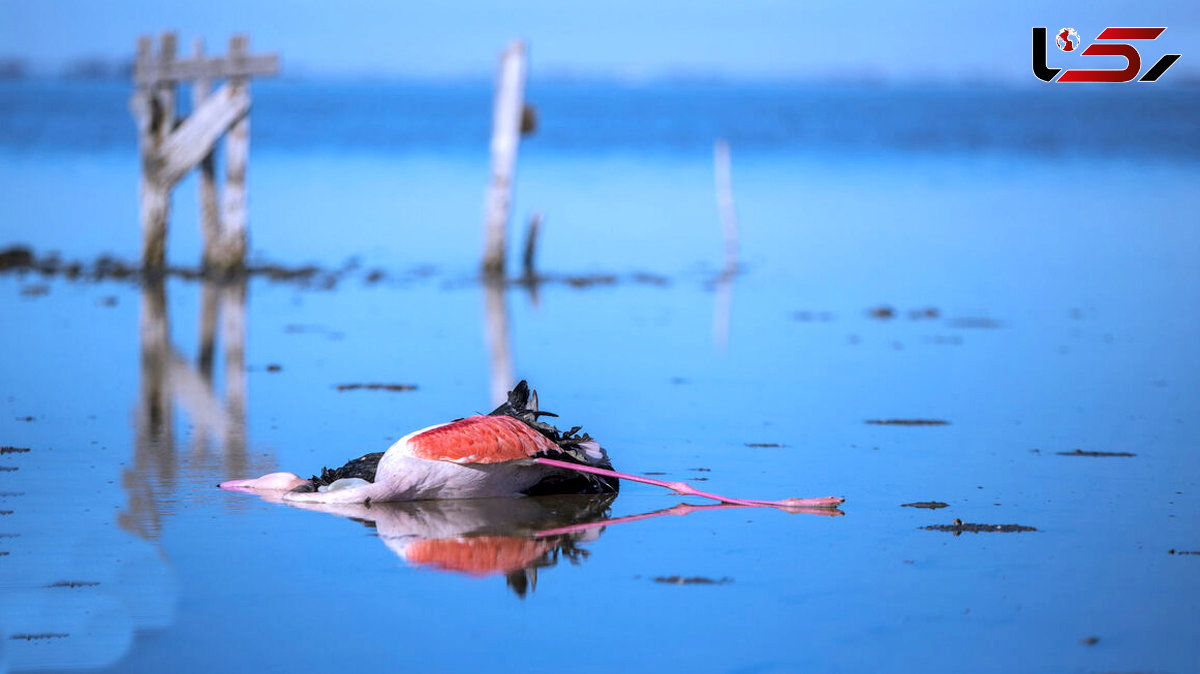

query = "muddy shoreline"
[[0, 244, 674, 290]]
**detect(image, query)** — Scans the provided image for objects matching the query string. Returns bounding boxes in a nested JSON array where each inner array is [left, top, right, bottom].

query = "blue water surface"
[[0, 80, 1198, 673]]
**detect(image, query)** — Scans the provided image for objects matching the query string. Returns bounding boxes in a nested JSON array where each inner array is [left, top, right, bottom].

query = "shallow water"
[[1, 81, 1199, 673]]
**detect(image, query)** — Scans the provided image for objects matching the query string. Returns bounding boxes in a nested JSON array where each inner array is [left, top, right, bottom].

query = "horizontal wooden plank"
[[155, 83, 250, 186], [135, 54, 278, 85]]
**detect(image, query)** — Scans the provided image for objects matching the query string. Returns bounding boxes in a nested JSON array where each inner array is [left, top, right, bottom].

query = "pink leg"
[[534, 458, 844, 509]]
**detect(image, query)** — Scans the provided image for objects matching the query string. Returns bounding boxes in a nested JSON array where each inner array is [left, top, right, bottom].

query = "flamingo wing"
[[405, 415, 560, 464]]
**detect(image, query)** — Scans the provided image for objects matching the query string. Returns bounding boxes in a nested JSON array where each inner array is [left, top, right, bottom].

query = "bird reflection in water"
[[287, 494, 613, 596]]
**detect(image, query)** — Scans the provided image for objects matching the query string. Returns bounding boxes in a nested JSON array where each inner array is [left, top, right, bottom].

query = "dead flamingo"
[[220, 381, 843, 510]]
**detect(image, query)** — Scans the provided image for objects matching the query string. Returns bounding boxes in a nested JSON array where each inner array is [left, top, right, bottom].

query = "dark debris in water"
[[1080, 636, 1100, 646], [923, 519, 1037, 534], [0, 467, 18, 472], [630, 272, 670, 286], [284, 324, 344, 340], [0, 446, 30, 454], [1057, 449, 1136, 457], [866, 419, 949, 426], [745, 442, 786, 448], [1168, 549, 1199, 555], [564, 274, 618, 288], [0, 247, 34, 269], [653, 576, 732, 586], [948, 317, 1004, 329], [335, 383, 418, 393], [10, 633, 69, 641], [902, 501, 950, 509], [47, 581, 100, 588], [868, 305, 944, 321]]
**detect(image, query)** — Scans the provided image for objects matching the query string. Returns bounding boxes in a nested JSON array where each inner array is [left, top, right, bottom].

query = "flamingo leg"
[[534, 457, 844, 509]]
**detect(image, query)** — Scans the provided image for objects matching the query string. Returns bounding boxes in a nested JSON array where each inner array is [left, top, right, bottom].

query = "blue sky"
[[1, 1, 1196, 81]]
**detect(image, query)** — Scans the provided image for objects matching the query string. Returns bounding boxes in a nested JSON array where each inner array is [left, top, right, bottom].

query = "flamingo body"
[[220, 382, 617, 504]]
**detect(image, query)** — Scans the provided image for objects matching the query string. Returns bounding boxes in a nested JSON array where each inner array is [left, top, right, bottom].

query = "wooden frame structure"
[[131, 33, 278, 273]]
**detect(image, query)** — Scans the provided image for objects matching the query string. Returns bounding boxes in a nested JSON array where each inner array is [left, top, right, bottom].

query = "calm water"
[[1, 80, 1198, 673]]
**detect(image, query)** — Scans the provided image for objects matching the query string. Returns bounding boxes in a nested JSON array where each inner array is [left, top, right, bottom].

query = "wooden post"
[[521, 212, 541, 280], [215, 35, 250, 274], [135, 34, 177, 271], [482, 41, 528, 278], [713, 139, 739, 275], [520, 212, 542, 306], [192, 38, 220, 262]]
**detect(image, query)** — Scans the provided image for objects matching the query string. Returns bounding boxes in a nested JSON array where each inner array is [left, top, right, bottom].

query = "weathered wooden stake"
[[521, 212, 541, 279], [713, 139, 739, 275], [192, 38, 220, 260], [134, 35, 175, 271], [482, 41, 528, 278], [712, 140, 739, 349], [215, 35, 250, 273]]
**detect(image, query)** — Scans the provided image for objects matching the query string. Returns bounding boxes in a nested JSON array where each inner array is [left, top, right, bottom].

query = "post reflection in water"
[[483, 278, 515, 408], [712, 271, 735, 351], [124, 278, 267, 540]]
